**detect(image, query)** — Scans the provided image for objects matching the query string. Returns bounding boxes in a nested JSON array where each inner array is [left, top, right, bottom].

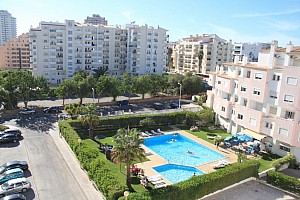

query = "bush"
[[0, 125, 9, 131], [272, 153, 296, 171], [120, 160, 260, 200], [267, 170, 300, 195]]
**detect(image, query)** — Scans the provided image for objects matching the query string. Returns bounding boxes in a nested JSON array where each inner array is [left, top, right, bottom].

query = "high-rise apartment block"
[[232, 42, 271, 62], [173, 34, 232, 74], [0, 10, 17, 45], [29, 20, 168, 84], [206, 40, 300, 161], [84, 14, 107, 25], [0, 33, 30, 69]]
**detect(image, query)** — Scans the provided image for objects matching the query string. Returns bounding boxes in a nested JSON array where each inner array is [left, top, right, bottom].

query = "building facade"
[[206, 40, 300, 161], [29, 20, 168, 84], [232, 42, 271, 62], [0, 33, 30, 69], [84, 14, 107, 25], [173, 34, 232, 74], [0, 10, 17, 45]]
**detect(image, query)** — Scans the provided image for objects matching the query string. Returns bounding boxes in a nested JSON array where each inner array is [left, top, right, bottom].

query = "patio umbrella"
[[237, 134, 252, 142], [246, 141, 254, 146], [224, 136, 233, 141]]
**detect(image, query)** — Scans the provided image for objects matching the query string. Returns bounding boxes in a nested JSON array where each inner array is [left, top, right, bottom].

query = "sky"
[[2, 0, 300, 46]]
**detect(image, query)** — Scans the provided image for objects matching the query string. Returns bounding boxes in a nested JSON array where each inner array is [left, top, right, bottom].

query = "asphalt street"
[[0, 113, 87, 200]]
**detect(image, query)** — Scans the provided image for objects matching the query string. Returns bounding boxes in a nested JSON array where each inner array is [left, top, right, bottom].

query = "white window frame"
[[279, 143, 291, 152], [249, 118, 257, 126], [253, 88, 261, 95], [286, 77, 297, 86], [279, 128, 289, 137], [254, 72, 262, 80], [284, 95, 294, 103], [241, 86, 246, 92]]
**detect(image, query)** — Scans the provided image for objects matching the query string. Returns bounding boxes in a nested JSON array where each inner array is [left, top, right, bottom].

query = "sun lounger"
[[150, 179, 165, 185], [145, 131, 152, 136], [155, 183, 168, 188], [139, 132, 149, 137], [221, 160, 231, 166], [148, 177, 163, 182], [148, 174, 161, 180], [157, 129, 164, 134], [151, 130, 158, 135]]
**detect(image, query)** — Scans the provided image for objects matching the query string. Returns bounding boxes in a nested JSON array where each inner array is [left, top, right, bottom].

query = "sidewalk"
[[49, 122, 106, 200]]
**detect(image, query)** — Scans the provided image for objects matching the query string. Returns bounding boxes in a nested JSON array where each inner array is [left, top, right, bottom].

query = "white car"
[[0, 178, 31, 197], [19, 108, 36, 115]]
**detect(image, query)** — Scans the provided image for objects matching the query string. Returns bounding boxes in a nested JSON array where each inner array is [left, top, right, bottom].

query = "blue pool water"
[[153, 164, 204, 184], [144, 133, 225, 166]]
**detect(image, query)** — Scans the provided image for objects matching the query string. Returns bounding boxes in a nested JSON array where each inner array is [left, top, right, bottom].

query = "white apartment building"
[[0, 10, 16, 45], [29, 20, 168, 84], [206, 40, 300, 161], [232, 42, 271, 62], [173, 34, 232, 74], [84, 14, 107, 25]]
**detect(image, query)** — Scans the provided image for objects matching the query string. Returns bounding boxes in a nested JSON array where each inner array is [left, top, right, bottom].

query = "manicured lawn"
[[256, 152, 281, 172]]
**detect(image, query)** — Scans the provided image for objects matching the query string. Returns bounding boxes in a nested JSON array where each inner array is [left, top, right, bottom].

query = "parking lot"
[[0, 113, 88, 200]]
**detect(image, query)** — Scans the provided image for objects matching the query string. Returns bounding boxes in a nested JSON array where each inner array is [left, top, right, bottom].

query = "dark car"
[[0, 134, 18, 144], [43, 106, 60, 113], [118, 100, 129, 106], [169, 102, 180, 109], [0, 161, 28, 174], [0, 126, 22, 137], [0, 194, 26, 200], [153, 103, 165, 110], [19, 108, 36, 115]]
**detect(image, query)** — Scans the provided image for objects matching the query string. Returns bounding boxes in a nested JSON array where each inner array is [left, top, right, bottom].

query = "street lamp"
[[178, 82, 182, 109], [124, 191, 129, 200], [92, 88, 95, 103]]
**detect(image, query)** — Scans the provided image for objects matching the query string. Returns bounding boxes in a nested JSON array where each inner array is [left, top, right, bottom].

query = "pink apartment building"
[[206, 40, 300, 161]]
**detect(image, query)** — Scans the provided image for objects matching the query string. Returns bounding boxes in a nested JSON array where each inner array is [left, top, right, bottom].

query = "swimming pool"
[[144, 133, 225, 166], [153, 164, 204, 184]]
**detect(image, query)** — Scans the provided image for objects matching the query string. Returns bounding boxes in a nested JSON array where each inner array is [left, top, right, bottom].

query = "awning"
[[242, 129, 266, 141]]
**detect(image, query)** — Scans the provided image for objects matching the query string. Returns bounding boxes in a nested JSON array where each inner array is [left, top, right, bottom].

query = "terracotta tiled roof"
[[275, 47, 286, 52]]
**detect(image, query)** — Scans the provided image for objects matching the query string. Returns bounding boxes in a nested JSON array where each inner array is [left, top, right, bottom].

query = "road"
[[0, 113, 89, 200]]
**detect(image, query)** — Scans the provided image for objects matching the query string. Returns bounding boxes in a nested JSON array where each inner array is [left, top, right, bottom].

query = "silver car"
[[0, 178, 31, 198]]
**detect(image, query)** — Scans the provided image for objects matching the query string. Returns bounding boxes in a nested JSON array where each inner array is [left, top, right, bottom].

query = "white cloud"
[[233, 8, 300, 18], [122, 11, 132, 19], [262, 20, 300, 31]]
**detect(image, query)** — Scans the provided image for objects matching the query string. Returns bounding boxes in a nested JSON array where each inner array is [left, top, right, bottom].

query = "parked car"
[[0, 193, 26, 200], [0, 178, 31, 198], [118, 100, 129, 106], [19, 108, 36, 115], [0, 134, 18, 144], [43, 106, 60, 113], [153, 103, 166, 110], [169, 102, 180, 109], [0, 126, 22, 137], [0, 161, 28, 174], [0, 168, 23, 185]]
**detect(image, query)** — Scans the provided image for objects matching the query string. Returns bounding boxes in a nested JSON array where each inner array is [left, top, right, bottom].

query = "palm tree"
[[79, 103, 99, 139], [64, 103, 83, 119], [111, 128, 146, 189], [197, 50, 203, 73]]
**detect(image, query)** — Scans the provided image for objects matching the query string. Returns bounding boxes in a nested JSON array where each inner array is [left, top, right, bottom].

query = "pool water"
[[153, 164, 204, 184], [144, 133, 225, 166]]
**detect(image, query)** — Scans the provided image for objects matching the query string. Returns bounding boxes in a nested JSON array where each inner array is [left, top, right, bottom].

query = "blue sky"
[[2, 0, 300, 46]]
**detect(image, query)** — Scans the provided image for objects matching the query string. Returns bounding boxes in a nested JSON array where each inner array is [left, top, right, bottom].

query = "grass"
[[256, 152, 281, 172]]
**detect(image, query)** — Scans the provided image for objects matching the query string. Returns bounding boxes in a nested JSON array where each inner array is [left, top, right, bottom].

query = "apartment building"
[[206, 40, 300, 161], [232, 42, 271, 62], [0, 10, 17, 45], [173, 34, 232, 74], [29, 20, 168, 84], [84, 14, 107, 25], [0, 33, 30, 69]]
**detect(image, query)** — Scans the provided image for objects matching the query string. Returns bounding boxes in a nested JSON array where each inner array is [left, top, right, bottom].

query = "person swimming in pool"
[[187, 151, 195, 155]]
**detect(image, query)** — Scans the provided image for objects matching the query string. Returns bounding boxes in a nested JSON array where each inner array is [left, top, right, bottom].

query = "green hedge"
[[0, 125, 9, 131], [120, 160, 260, 200], [70, 111, 188, 130], [59, 120, 127, 200], [272, 153, 296, 171], [267, 170, 300, 195]]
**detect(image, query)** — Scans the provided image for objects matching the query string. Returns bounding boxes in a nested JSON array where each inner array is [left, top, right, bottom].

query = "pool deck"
[[135, 129, 238, 186]]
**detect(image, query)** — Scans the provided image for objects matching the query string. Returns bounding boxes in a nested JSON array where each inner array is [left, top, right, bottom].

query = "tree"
[[92, 66, 108, 80], [121, 72, 136, 100], [55, 79, 76, 106], [197, 95, 207, 106], [139, 117, 155, 129], [97, 76, 121, 101], [79, 104, 99, 139], [135, 75, 151, 99], [198, 107, 214, 125], [64, 103, 83, 119], [182, 73, 204, 95], [167, 74, 184, 95], [148, 74, 166, 97], [73, 74, 96, 105], [198, 50, 203, 73], [111, 128, 146, 189]]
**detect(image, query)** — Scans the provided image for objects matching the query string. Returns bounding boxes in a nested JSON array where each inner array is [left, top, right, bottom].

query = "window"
[[279, 128, 288, 137], [221, 106, 225, 112], [269, 90, 277, 99], [249, 118, 257, 125], [285, 111, 295, 119], [265, 122, 273, 129], [253, 88, 261, 95], [286, 77, 297, 86], [217, 80, 221, 84], [279, 144, 290, 152], [272, 75, 280, 81], [254, 72, 262, 79], [284, 95, 294, 103], [246, 71, 251, 78], [241, 86, 246, 92], [237, 114, 243, 120]]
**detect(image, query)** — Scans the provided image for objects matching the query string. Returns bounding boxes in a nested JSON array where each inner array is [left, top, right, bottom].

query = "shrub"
[[267, 170, 300, 195], [272, 153, 296, 171], [0, 125, 9, 131], [120, 160, 260, 200], [139, 117, 155, 129]]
